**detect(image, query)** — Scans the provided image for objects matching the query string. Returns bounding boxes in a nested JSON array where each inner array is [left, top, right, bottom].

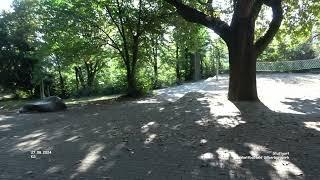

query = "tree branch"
[[252, 0, 263, 20], [164, 0, 230, 43], [255, 0, 283, 56]]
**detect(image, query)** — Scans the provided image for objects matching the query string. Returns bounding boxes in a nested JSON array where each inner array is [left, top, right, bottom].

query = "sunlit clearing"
[[144, 134, 157, 144], [71, 144, 105, 178], [216, 147, 242, 167], [304, 122, 320, 131], [199, 152, 214, 161], [269, 159, 304, 179], [0, 124, 13, 131], [259, 83, 317, 114], [265, 97, 306, 114], [141, 121, 158, 133]]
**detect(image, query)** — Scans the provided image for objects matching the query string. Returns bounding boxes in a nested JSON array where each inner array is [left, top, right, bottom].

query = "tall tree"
[[165, 0, 284, 101], [0, 0, 41, 95]]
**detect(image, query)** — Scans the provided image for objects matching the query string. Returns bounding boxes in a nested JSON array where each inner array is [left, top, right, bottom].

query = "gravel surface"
[[0, 73, 319, 180]]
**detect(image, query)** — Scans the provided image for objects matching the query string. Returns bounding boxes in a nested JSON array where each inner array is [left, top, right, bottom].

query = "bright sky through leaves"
[[0, 0, 13, 11]]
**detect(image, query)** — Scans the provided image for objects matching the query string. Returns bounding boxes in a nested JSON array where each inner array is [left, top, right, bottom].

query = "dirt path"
[[1, 73, 320, 180]]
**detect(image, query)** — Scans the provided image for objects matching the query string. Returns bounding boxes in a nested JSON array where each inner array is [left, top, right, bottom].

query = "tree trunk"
[[58, 69, 66, 97], [175, 45, 181, 83], [165, 0, 283, 102], [153, 63, 158, 88], [74, 67, 79, 91], [228, 16, 258, 101], [126, 67, 138, 97], [57, 62, 67, 98], [152, 41, 159, 88], [40, 79, 45, 99]]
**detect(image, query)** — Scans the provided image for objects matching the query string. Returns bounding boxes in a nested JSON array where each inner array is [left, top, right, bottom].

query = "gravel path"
[[0, 73, 319, 180]]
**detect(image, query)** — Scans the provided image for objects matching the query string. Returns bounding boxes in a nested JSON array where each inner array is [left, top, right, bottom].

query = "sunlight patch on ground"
[[200, 95, 240, 113], [245, 143, 304, 179], [0, 124, 13, 131], [65, 136, 81, 142], [16, 137, 46, 152], [216, 147, 242, 167], [304, 122, 320, 131], [71, 144, 105, 178], [144, 134, 157, 144], [135, 98, 162, 104], [216, 116, 246, 128], [13, 130, 47, 152], [198, 148, 243, 170], [0, 115, 12, 121], [154, 74, 320, 117], [195, 96, 245, 128], [141, 121, 158, 133], [245, 143, 270, 156], [66, 95, 123, 105], [21, 132, 45, 140], [268, 159, 304, 179], [45, 165, 64, 174], [262, 97, 307, 115], [199, 152, 215, 161], [200, 139, 207, 145]]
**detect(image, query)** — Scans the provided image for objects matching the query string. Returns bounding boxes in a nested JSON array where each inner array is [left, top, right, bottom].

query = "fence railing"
[[256, 57, 320, 72]]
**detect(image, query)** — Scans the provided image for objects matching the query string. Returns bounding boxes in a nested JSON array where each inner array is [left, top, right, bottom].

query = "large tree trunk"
[[228, 16, 258, 101], [165, 0, 283, 102]]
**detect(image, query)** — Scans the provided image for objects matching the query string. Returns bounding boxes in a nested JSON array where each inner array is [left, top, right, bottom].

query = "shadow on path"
[[0, 92, 319, 180]]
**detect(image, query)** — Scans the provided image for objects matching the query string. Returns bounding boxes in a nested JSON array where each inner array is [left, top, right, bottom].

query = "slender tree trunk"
[[228, 16, 258, 101], [126, 66, 138, 97], [47, 85, 50, 97], [152, 39, 159, 88], [40, 79, 45, 99], [58, 68, 66, 97], [175, 45, 181, 83], [153, 62, 158, 88], [56, 60, 67, 97], [74, 67, 79, 91]]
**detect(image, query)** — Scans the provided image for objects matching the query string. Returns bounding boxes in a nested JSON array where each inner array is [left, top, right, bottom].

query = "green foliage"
[[0, 0, 41, 95], [1, 0, 320, 99]]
